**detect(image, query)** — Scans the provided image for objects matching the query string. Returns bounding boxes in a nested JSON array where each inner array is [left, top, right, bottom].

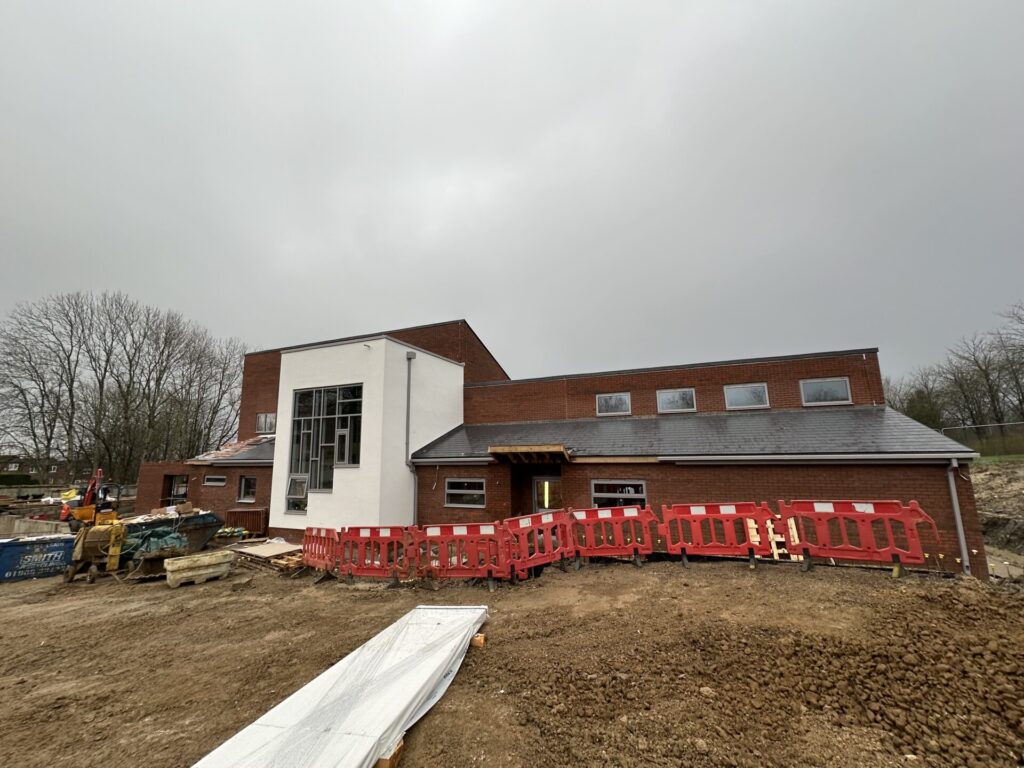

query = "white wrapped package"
[[194, 605, 488, 767]]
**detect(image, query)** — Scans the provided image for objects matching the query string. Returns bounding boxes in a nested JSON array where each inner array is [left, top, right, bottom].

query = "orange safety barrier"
[[570, 505, 656, 565], [777, 500, 940, 570], [412, 522, 512, 586], [503, 509, 576, 579], [660, 501, 776, 566], [302, 526, 339, 572], [338, 526, 416, 582]]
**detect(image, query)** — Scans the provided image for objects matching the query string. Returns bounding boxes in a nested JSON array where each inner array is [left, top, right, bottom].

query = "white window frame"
[[596, 392, 632, 416], [5, 462, 19, 472], [444, 478, 487, 509], [238, 475, 257, 503], [724, 382, 770, 411], [48, 465, 58, 473], [656, 387, 697, 414], [286, 475, 308, 514], [800, 376, 853, 407], [203, 474, 227, 487], [591, 479, 648, 508], [255, 412, 277, 433]]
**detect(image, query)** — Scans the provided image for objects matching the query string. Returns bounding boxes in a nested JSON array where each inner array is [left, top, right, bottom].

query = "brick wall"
[[464, 351, 884, 424], [238, 351, 282, 441], [136, 460, 273, 518], [415, 461, 985, 576]]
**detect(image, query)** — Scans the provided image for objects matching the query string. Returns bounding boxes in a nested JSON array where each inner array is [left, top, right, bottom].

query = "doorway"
[[533, 476, 563, 514]]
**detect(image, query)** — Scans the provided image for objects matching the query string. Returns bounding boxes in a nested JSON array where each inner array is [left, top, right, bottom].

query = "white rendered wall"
[[269, 337, 463, 532], [378, 340, 464, 526]]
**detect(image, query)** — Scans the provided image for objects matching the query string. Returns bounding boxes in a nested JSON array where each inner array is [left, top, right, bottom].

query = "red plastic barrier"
[[412, 522, 512, 582], [660, 502, 776, 561], [302, 526, 339, 571], [503, 509, 576, 579], [570, 505, 656, 562], [338, 525, 416, 581], [777, 500, 939, 567]]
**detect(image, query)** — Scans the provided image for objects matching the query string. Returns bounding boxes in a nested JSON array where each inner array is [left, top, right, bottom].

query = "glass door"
[[533, 476, 563, 514]]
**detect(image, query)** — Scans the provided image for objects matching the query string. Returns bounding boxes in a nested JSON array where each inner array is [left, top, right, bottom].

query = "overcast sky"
[[2, 1, 1022, 380]]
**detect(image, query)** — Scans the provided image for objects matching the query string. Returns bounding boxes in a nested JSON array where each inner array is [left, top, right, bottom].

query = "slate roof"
[[188, 436, 276, 465], [412, 407, 975, 462]]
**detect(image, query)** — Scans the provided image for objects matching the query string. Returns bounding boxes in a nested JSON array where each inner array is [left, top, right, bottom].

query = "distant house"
[[137, 319, 984, 575]]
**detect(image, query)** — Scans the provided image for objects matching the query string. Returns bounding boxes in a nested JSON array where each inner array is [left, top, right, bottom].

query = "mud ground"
[[974, 459, 1024, 556], [1, 560, 1022, 768]]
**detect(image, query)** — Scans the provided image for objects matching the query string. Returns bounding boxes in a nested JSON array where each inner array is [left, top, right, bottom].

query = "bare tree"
[[0, 292, 246, 483]]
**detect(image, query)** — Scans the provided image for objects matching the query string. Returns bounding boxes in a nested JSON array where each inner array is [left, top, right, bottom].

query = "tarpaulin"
[[193, 604, 488, 768]]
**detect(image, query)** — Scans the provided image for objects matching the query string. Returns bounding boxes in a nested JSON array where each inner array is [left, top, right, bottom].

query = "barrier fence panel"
[[302, 527, 339, 572], [412, 523, 513, 584], [503, 509, 576, 579], [660, 502, 776, 564], [570, 506, 657, 564], [777, 500, 939, 569], [338, 526, 416, 581]]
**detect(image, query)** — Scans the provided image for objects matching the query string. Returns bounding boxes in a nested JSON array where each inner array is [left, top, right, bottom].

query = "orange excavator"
[[60, 468, 117, 532]]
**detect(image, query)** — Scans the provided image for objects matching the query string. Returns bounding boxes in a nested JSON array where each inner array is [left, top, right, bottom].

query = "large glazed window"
[[800, 377, 852, 406], [445, 478, 486, 508], [289, 385, 362, 495], [723, 383, 769, 410], [592, 480, 647, 508]]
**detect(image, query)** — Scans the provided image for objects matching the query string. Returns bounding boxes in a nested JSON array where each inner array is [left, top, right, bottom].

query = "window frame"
[[800, 376, 853, 407], [237, 475, 257, 503], [285, 474, 308, 514], [656, 387, 697, 414], [255, 412, 277, 434], [289, 384, 362, 493], [595, 392, 632, 417], [723, 382, 770, 411], [591, 479, 648, 508], [444, 478, 487, 509], [202, 474, 227, 487]]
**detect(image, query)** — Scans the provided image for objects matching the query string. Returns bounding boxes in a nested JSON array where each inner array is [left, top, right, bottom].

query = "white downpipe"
[[946, 459, 972, 577], [405, 351, 417, 523]]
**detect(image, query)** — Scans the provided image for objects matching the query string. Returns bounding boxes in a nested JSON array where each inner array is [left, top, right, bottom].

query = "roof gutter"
[[659, 452, 979, 464]]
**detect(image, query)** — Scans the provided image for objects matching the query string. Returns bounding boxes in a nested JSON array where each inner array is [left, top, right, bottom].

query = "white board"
[[194, 605, 488, 768]]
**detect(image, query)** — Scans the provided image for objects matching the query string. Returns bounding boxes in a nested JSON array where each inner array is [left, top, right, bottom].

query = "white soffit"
[[194, 605, 489, 768]]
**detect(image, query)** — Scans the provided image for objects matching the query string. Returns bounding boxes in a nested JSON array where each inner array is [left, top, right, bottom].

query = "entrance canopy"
[[487, 444, 571, 464]]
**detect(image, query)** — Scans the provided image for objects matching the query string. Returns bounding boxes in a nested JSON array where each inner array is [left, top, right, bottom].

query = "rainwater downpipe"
[[405, 351, 417, 523], [946, 458, 972, 577]]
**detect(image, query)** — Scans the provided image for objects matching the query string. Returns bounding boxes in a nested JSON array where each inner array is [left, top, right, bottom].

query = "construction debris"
[[165, 550, 236, 588], [232, 539, 304, 573]]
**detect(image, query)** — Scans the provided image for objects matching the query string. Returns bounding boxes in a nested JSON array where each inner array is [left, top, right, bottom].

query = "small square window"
[[596, 392, 631, 416], [657, 388, 696, 413], [445, 478, 486, 508], [800, 377, 852, 406], [203, 475, 227, 487], [724, 383, 769, 410], [255, 413, 277, 433], [238, 476, 257, 502]]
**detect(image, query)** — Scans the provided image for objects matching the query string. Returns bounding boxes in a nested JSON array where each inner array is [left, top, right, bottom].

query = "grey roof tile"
[[412, 407, 973, 461]]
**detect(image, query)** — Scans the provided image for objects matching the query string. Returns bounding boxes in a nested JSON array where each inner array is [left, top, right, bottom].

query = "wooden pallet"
[[270, 553, 305, 571]]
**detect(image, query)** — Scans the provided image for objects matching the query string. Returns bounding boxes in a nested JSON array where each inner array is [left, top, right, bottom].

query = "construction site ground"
[[1, 559, 1022, 768]]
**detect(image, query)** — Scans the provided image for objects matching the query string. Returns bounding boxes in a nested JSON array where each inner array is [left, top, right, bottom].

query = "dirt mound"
[[973, 460, 1024, 555], [1, 560, 1022, 767]]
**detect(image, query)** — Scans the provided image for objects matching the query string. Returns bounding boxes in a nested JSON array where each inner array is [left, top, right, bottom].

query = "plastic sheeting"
[[193, 605, 488, 768]]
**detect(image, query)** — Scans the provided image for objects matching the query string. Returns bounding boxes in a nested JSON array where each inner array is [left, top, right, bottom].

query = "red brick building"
[[138, 320, 984, 575]]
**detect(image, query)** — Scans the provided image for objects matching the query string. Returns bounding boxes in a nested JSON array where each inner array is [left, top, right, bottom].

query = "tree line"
[[0, 292, 245, 484], [885, 300, 1024, 453]]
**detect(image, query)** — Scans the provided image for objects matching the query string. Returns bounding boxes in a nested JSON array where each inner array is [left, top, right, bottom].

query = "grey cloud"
[[2, 1, 1022, 379]]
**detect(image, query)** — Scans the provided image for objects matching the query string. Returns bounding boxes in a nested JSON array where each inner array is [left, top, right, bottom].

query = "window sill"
[[333, 464, 361, 469], [444, 504, 487, 509], [802, 401, 853, 407], [308, 489, 333, 494], [236, 499, 256, 504], [284, 510, 307, 515], [596, 412, 631, 417]]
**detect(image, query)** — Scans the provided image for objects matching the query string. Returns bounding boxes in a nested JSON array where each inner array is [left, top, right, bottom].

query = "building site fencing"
[[661, 502, 776, 566], [302, 499, 943, 587]]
